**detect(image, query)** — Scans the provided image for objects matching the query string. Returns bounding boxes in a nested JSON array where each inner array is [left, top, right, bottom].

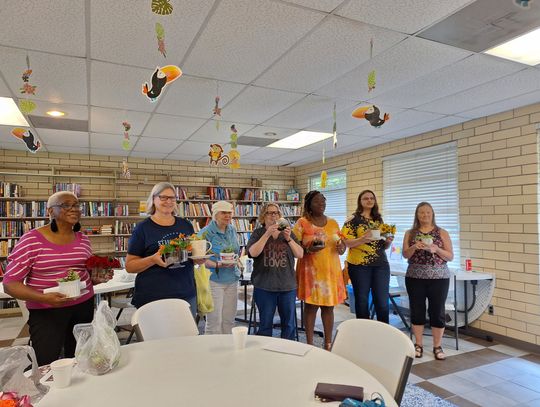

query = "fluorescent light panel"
[[0, 97, 30, 126], [267, 131, 333, 149], [484, 27, 540, 66]]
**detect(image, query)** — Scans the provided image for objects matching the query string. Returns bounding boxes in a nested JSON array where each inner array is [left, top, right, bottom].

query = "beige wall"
[[295, 103, 540, 345]]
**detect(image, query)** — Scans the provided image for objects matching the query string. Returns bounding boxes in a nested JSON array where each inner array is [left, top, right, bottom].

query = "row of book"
[[115, 221, 137, 234], [0, 201, 47, 217], [207, 187, 232, 200], [175, 187, 188, 200], [234, 203, 262, 217], [114, 237, 129, 251], [0, 182, 21, 198], [236, 232, 253, 246], [232, 218, 256, 232], [79, 202, 129, 217], [178, 202, 212, 217], [1, 220, 46, 238], [0, 239, 18, 257], [242, 189, 280, 201], [53, 183, 81, 197]]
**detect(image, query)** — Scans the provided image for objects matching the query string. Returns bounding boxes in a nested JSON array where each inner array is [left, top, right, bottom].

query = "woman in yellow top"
[[341, 190, 394, 323], [293, 190, 346, 349]]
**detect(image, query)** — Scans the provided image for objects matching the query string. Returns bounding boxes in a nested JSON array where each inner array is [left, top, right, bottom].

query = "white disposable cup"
[[51, 358, 74, 388], [370, 230, 380, 240], [232, 326, 248, 350]]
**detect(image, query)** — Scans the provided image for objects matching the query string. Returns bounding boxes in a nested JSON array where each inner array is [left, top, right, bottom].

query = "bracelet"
[[285, 239, 291, 243]]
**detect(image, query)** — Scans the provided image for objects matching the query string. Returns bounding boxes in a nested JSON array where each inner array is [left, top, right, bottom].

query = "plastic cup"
[[232, 326, 248, 350], [51, 358, 74, 388]]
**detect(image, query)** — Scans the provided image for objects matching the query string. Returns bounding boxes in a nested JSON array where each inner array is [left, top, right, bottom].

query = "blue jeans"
[[185, 295, 197, 320], [253, 287, 296, 340], [348, 263, 390, 323]]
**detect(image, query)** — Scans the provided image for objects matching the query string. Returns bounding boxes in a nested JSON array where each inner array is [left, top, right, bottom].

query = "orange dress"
[[293, 217, 346, 306]]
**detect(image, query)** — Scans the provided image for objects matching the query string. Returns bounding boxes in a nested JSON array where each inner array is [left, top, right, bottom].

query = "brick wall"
[[295, 103, 540, 345]]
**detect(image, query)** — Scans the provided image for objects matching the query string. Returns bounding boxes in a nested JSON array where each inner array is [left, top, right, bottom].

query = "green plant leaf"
[[152, 0, 173, 15]]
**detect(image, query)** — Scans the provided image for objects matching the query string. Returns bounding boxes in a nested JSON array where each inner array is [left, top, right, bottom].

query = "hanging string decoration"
[[155, 23, 167, 57], [142, 65, 182, 102], [352, 105, 389, 128], [122, 121, 131, 150], [19, 55, 37, 114], [11, 128, 41, 153], [121, 160, 131, 179], [322, 147, 325, 164], [213, 82, 222, 131], [208, 144, 230, 166], [228, 124, 240, 169], [368, 38, 376, 92], [332, 102, 337, 149], [320, 170, 328, 188], [151, 0, 173, 15]]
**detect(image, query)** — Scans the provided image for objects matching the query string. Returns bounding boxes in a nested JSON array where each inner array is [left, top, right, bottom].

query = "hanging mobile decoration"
[[151, 0, 173, 15], [155, 23, 167, 57], [11, 128, 41, 153], [322, 147, 325, 164], [19, 55, 37, 114], [213, 82, 222, 131], [208, 144, 230, 166], [332, 103, 337, 149], [142, 65, 182, 101], [352, 105, 389, 128], [228, 124, 240, 169], [122, 121, 131, 150], [121, 159, 131, 179], [320, 170, 328, 188], [19, 99, 36, 115], [368, 38, 376, 92]]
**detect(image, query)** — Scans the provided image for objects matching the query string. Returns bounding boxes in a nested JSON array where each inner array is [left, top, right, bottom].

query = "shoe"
[[433, 346, 446, 360], [414, 344, 423, 358]]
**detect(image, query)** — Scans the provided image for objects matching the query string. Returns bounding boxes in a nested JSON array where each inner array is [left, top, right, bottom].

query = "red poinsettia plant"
[[0, 391, 33, 407], [85, 255, 120, 284]]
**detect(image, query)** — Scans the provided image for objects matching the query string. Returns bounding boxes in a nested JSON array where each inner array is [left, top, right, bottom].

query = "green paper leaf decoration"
[[122, 139, 131, 150], [152, 0, 173, 15], [155, 22, 165, 39], [19, 99, 36, 114], [368, 70, 376, 92]]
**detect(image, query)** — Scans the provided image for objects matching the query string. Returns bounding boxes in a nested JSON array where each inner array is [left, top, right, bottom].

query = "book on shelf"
[[114, 220, 137, 234], [207, 187, 231, 200], [0, 182, 21, 198], [100, 225, 113, 235], [175, 186, 188, 200], [139, 201, 147, 216], [53, 183, 81, 197]]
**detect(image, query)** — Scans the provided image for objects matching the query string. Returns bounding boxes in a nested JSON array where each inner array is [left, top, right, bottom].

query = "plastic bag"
[[73, 301, 121, 376], [0, 345, 49, 403], [195, 264, 214, 315]]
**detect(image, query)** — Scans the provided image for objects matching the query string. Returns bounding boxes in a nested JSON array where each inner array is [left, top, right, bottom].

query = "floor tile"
[[479, 360, 533, 379], [415, 380, 455, 399], [430, 373, 482, 395], [460, 388, 518, 407], [455, 367, 505, 387], [485, 380, 540, 403], [521, 353, 540, 365], [445, 395, 482, 407], [510, 373, 540, 393], [407, 373, 424, 384], [462, 336, 498, 348], [497, 357, 540, 376], [490, 344, 528, 357]]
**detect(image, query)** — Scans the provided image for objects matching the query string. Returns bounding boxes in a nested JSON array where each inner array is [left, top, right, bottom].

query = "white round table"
[[37, 335, 397, 407]]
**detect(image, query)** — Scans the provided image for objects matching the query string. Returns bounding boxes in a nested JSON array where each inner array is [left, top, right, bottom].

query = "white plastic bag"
[[0, 345, 49, 403], [73, 302, 121, 376]]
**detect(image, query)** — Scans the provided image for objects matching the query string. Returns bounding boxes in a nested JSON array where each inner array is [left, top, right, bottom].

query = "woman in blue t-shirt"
[[126, 182, 203, 318], [199, 201, 241, 334]]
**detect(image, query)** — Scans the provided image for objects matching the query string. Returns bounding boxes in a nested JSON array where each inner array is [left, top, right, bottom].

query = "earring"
[[50, 218, 58, 232], [73, 222, 81, 232]]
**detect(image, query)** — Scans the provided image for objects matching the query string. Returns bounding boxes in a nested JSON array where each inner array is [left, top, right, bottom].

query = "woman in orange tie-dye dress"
[[293, 190, 346, 349]]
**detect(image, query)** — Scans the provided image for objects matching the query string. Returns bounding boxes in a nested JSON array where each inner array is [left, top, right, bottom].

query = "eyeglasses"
[[265, 211, 280, 216], [156, 195, 177, 202], [51, 203, 81, 211]]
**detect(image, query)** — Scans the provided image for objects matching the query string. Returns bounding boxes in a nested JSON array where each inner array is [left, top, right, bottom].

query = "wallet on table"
[[314, 382, 364, 402]]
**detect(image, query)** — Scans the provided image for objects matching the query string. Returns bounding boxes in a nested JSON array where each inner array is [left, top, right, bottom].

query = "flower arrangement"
[[0, 391, 33, 407], [58, 269, 80, 283], [416, 233, 433, 245], [380, 223, 396, 237], [367, 220, 380, 230], [220, 245, 235, 253], [159, 233, 192, 255], [85, 255, 121, 270]]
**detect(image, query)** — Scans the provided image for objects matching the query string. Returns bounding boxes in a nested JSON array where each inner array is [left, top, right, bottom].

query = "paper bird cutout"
[[12, 128, 41, 153], [352, 105, 389, 128], [142, 65, 182, 101]]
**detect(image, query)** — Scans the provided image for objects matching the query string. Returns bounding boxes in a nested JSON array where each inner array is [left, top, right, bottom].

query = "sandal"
[[414, 344, 423, 358], [433, 346, 446, 360]]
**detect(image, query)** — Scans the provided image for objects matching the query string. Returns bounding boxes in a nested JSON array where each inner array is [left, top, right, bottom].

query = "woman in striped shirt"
[[3, 191, 110, 366]]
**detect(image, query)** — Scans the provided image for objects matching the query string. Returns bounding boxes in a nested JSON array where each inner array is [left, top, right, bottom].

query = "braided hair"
[[302, 190, 325, 220]]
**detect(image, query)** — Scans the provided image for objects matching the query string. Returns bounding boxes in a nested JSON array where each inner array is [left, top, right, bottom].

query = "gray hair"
[[146, 182, 178, 215], [47, 191, 78, 209]]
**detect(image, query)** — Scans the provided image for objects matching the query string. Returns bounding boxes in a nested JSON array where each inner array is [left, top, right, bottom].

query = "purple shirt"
[[4, 229, 94, 309]]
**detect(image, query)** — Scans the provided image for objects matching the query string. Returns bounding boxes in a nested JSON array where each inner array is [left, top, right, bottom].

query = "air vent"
[[237, 136, 278, 147], [418, 0, 540, 52], [28, 115, 88, 132]]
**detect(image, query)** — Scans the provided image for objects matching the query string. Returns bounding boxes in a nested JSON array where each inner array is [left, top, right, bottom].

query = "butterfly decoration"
[[151, 0, 173, 15]]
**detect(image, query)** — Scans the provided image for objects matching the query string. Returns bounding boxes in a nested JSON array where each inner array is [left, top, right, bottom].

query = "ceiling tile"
[[132, 137, 181, 153], [90, 61, 155, 112], [156, 76, 245, 119], [166, 151, 206, 161], [222, 86, 305, 124], [90, 0, 214, 68], [239, 146, 295, 161], [28, 103, 88, 121], [0, 47, 87, 105], [91, 147, 135, 157], [170, 140, 213, 156], [418, 68, 540, 116], [337, 0, 474, 34], [90, 107, 150, 135], [242, 125, 300, 140], [281, 0, 344, 12], [187, 120, 255, 143], [0, 79, 11, 97], [458, 89, 540, 120], [316, 36, 472, 102], [266, 148, 321, 164], [45, 145, 89, 155], [182, 0, 324, 82], [37, 129, 89, 148], [369, 54, 525, 109], [255, 16, 406, 93], [0, 0, 86, 56], [142, 114, 206, 140], [90, 133, 139, 150], [383, 115, 466, 139], [265, 95, 356, 129]]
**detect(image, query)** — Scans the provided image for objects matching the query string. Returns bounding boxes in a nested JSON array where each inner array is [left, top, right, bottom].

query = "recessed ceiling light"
[[264, 132, 277, 137], [484, 26, 540, 66], [46, 110, 66, 117], [267, 131, 333, 149], [0, 97, 30, 126]]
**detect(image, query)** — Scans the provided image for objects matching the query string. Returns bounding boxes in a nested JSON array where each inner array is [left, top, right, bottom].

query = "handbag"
[[314, 382, 364, 402], [195, 264, 214, 315]]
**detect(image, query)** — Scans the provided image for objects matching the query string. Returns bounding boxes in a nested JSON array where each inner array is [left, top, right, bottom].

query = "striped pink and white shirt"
[[4, 229, 94, 309]]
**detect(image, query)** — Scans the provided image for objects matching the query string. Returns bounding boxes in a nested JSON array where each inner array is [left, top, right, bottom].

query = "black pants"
[[405, 277, 449, 328], [28, 297, 95, 366], [348, 262, 390, 323]]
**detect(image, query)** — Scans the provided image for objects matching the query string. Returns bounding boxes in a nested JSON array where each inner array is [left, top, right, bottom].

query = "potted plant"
[[380, 223, 396, 238], [58, 269, 80, 297], [159, 234, 192, 267], [366, 220, 381, 240], [416, 233, 433, 246], [85, 255, 121, 283]]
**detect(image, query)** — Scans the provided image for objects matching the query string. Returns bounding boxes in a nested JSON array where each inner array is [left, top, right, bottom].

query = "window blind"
[[383, 143, 460, 270]]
